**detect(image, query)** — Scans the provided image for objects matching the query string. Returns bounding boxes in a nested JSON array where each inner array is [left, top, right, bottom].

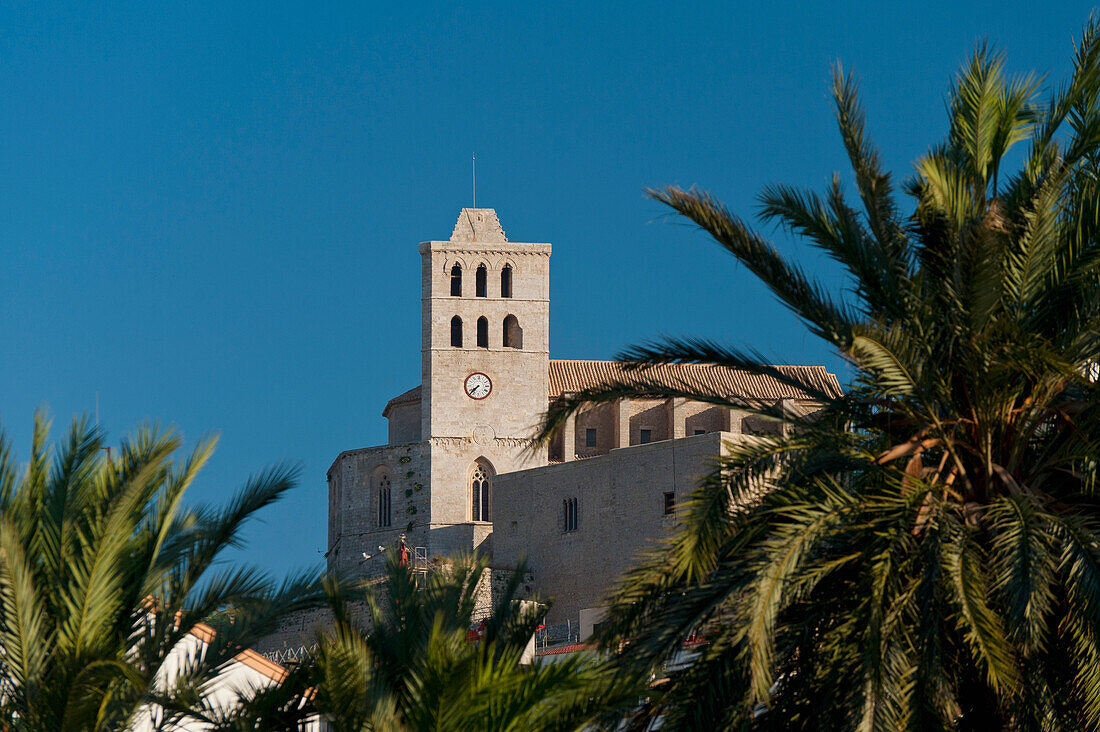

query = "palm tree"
[[537, 21, 1100, 730], [0, 412, 325, 731], [308, 552, 625, 732]]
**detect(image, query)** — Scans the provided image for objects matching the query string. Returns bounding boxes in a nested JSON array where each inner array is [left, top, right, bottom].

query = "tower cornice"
[[418, 241, 551, 256]]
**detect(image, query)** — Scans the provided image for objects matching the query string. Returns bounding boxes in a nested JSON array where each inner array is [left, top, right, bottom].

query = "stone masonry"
[[320, 207, 842, 629]]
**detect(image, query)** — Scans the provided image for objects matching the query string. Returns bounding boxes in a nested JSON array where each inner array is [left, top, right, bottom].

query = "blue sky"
[[0, 1, 1090, 577]]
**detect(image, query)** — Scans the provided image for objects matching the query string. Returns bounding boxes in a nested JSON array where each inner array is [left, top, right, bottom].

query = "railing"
[[262, 643, 317, 665], [534, 620, 580, 651]]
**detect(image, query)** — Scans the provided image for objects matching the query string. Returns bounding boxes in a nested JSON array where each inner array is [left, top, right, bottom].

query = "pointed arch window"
[[377, 474, 392, 528], [502, 315, 522, 349], [451, 316, 463, 347], [450, 264, 462, 296], [476, 317, 489, 348], [475, 264, 487, 297], [501, 264, 513, 298], [471, 464, 492, 521]]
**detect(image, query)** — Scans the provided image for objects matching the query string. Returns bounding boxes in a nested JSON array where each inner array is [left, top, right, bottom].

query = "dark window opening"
[[450, 264, 462, 296], [563, 497, 578, 532], [585, 428, 597, 447], [378, 475, 392, 527], [476, 317, 489, 348], [639, 429, 652, 444], [501, 265, 513, 298], [471, 464, 491, 521], [694, 429, 706, 435], [476, 264, 487, 297], [502, 315, 522, 349], [663, 491, 675, 515], [450, 316, 463, 347]]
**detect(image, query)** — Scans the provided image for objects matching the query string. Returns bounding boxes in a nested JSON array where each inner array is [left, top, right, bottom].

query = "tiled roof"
[[379, 362, 841, 419], [189, 623, 289, 682], [548, 360, 842, 401], [382, 385, 421, 417]]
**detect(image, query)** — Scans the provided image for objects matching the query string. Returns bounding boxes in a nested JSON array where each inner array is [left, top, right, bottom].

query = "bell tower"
[[418, 209, 551, 555]]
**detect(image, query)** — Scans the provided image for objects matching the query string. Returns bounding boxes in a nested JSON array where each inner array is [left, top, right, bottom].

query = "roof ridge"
[[548, 360, 843, 400], [550, 358, 832, 369]]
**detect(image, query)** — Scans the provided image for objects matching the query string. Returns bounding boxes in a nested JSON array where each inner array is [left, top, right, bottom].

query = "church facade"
[[325, 208, 842, 623]]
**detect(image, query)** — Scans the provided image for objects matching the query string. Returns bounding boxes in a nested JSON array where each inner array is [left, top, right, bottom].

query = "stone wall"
[[626, 398, 670, 444], [253, 606, 342, 658], [570, 402, 618, 459], [425, 434, 544, 552], [327, 434, 540, 573], [420, 237, 552, 443], [327, 441, 430, 576], [555, 397, 760, 461], [387, 400, 421, 444], [494, 431, 741, 623], [416, 227, 554, 551]]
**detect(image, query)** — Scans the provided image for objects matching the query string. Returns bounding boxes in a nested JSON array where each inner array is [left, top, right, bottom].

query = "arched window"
[[451, 316, 463, 347], [501, 264, 513, 298], [475, 264, 487, 298], [476, 316, 488, 348], [502, 315, 522, 349], [377, 474, 391, 528], [470, 463, 493, 521], [450, 264, 462, 296]]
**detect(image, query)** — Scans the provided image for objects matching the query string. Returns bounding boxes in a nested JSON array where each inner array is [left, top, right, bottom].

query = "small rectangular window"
[[663, 491, 675, 515], [694, 429, 706, 435], [585, 428, 597, 447], [639, 429, 652, 444]]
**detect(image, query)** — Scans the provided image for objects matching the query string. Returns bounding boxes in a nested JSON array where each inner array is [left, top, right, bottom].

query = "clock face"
[[464, 372, 492, 400]]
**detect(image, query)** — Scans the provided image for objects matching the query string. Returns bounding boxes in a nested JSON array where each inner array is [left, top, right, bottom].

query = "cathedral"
[[324, 208, 842, 625]]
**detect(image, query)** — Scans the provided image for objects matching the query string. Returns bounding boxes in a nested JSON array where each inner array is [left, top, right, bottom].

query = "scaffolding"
[[414, 546, 428, 586]]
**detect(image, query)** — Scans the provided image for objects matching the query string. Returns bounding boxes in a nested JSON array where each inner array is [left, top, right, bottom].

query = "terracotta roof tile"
[[535, 642, 592, 656], [380, 362, 840, 419], [548, 359, 842, 401], [188, 623, 289, 682]]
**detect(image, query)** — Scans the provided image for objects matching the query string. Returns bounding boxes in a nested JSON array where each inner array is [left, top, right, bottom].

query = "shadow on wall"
[[430, 523, 493, 559]]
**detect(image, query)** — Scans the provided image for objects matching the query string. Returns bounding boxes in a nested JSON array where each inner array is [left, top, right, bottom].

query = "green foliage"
[[0, 412, 325, 732], [538, 19, 1100, 730], [300, 553, 626, 731]]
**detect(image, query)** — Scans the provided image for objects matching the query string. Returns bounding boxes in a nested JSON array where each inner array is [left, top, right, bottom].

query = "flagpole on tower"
[[472, 153, 476, 208]]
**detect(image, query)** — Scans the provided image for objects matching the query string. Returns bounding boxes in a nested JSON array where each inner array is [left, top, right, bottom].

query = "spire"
[[449, 208, 507, 243]]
